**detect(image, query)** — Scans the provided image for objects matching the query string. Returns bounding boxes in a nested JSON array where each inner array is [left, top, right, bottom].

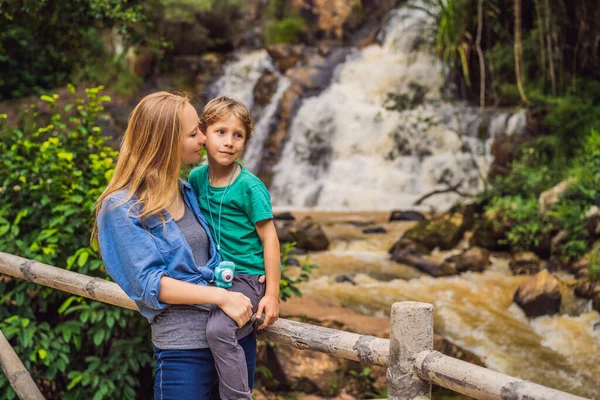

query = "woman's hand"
[[217, 290, 253, 328]]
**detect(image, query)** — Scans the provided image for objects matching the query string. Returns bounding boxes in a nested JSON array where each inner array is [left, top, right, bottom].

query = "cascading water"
[[268, 4, 525, 210], [207, 49, 291, 173], [207, 49, 274, 110]]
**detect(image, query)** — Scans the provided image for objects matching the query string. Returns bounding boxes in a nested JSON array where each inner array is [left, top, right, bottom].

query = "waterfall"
[[268, 4, 525, 210], [243, 76, 291, 172]]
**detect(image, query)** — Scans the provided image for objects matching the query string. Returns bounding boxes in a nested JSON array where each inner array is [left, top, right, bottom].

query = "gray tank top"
[[151, 204, 212, 349]]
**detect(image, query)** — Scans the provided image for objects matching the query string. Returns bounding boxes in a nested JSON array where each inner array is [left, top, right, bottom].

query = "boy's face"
[[204, 112, 247, 167]]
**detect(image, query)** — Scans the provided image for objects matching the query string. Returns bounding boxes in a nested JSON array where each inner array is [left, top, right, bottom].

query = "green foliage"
[[265, 16, 307, 45], [347, 367, 386, 399], [279, 242, 318, 302], [487, 145, 564, 198], [588, 246, 600, 289], [411, 0, 473, 85], [483, 130, 600, 262], [487, 196, 551, 251], [0, 86, 152, 399], [0, 0, 157, 99]]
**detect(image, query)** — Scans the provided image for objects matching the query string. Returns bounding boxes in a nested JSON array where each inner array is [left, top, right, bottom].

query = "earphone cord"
[[206, 163, 239, 257]]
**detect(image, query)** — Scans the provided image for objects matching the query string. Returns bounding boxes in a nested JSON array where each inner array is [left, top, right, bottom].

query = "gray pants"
[[206, 274, 265, 400]]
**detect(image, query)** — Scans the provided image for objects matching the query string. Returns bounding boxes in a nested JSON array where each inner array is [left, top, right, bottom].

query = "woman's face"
[[179, 103, 206, 165]]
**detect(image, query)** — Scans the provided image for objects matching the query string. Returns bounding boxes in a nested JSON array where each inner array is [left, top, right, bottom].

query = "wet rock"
[[403, 219, 463, 252], [489, 133, 530, 178], [586, 206, 600, 238], [389, 210, 425, 222], [569, 254, 591, 279], [285, 257, 301, 267], [594, 321, 600, 331], [513, 270, 562, 318], [362, 226, 387, 234], [509, 252, 542, 275], [266, 44, 306, 72], [256, 48, 349, 187], [274, 212, 296, 221], [259, 343, 351, 393], [295, 217, 330, 251], [253, 72, 279, 106], [275, 219, 296, 243], [289, 248, 308, 256], [389, 239, 456, 277], [470, 216, 510, 251], [445, 247, 490, 273], [335, 275, 356, 285], [550, 229, 570, 256], [539, 178, 575, 214]]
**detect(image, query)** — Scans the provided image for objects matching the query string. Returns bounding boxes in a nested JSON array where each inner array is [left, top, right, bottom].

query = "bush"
[[0, 86, 152, 399], [482, 130, 600, 261], [265, 16, 307, 45], [0, 1, 155, 100]]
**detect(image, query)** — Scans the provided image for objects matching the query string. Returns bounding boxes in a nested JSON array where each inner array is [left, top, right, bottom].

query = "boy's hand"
[[255, 294, 279, 330]]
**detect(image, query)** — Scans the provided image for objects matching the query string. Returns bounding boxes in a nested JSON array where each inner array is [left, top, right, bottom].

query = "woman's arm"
[[158, 277, 253, 327], [255, 219, 281, 330]]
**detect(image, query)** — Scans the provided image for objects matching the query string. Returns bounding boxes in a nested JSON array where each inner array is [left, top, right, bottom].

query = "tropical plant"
[[411, 0, 473, 86], [0, 86, 153, 399]]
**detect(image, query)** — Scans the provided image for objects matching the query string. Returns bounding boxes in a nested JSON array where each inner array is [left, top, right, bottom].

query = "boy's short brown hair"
[[199, 96, 254, 142]]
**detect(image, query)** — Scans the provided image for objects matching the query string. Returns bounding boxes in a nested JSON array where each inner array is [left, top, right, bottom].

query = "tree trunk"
[[514, 0, 528, 103], [476, 0, 486, 108], [544, 0, 557, 95]]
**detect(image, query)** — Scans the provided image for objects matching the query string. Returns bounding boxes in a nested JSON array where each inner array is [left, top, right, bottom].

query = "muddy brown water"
[[282, 211, 600, 399]]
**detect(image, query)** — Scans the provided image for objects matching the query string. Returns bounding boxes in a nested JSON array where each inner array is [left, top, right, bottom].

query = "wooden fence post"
[[387, 302, 433, 400], [0, 330, 45, 400]]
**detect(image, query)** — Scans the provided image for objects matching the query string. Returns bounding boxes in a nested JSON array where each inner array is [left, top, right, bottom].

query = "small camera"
[[214, 261, 235, 288]]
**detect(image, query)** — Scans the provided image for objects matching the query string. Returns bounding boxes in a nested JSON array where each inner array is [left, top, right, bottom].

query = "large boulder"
[[258, 343, 350, 393], [295, 217, 330, 251], [274, 219, 296, 243], [403, 218, 463, 252], [389, 210, 425, 222], [513, 270, 562, 318], [538, 178, 575, 214], [266, 44, 306, 72], [253, 72, 279, 106], [445, 247, 490, 273], [389, 238, 456, 277], [470, 212, 510, 251], [586, 206, 600, 238], [509, 252, 542, 275], [489, 133, 530, 178]]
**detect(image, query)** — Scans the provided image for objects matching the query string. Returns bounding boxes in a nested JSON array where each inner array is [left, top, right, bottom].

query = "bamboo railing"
[[0, 252, 590, 400]]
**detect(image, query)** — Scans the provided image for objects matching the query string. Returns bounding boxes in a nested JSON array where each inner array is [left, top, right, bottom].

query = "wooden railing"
[[0, 252, 590, 400]]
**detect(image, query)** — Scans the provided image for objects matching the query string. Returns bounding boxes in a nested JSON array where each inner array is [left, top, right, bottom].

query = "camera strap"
[[205, 163, 239, 257]]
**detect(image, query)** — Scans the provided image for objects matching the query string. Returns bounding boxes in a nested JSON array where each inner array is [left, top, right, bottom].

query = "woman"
[[91, 92, 258, 399]]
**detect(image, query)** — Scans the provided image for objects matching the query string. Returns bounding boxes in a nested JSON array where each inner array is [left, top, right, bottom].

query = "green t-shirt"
[[188, 164, 273, 275]]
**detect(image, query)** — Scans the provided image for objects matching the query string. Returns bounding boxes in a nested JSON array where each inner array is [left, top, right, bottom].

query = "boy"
[[189, 96, 280, 399]]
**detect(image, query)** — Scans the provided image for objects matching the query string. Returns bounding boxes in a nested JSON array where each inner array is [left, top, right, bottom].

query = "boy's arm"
[[254, 218, 281, 330]]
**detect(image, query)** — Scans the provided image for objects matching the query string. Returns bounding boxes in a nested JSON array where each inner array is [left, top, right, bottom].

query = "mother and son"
[[91, 92, 281, 399]]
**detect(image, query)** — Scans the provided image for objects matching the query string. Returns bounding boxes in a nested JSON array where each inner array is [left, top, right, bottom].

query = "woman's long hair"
[[91, 92, 190, 244]]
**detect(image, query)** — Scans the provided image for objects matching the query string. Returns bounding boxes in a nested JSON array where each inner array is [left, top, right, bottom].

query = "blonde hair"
[[199, 96, 254, 142], [91, 91, 190, 244]]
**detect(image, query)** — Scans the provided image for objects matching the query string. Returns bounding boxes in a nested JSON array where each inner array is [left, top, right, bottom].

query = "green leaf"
[[67, 374, 83, 390], [93, 329, 105, 346], [40, 95, 55, 103], [58, 296, 78, 314], [77, 251, 89, 267], [38, 349, 47, 360]]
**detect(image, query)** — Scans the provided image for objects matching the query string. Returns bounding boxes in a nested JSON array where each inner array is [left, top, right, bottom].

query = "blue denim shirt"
[[97, 180, 220, 322]]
